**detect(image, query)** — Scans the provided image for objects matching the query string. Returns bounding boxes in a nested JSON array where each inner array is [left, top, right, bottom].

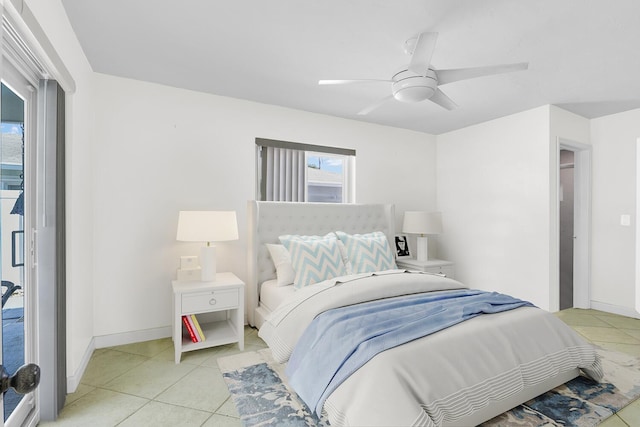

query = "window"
[[306, 152, 349, 203], [256, 138, 355, 203]]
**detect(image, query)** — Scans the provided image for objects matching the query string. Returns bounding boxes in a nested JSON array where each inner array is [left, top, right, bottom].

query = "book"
[[187, 315, 202, 342], [189, 315, 202, 342], [190, 314, 206, 342], [182, 315, 198, 343]]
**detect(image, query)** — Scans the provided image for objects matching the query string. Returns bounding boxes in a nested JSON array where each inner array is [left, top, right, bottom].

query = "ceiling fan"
[[319, 32, 528, 115]]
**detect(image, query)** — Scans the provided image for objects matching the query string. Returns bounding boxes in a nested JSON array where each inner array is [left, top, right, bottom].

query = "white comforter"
[[258, 271, 602, 427]]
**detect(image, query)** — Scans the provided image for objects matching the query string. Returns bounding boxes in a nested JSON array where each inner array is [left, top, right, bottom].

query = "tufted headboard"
[[246, 201, 395, 326]]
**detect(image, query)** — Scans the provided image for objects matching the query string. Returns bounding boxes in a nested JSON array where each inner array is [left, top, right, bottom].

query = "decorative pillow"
[[335, 231, 397, 274], [279, 233, 349, 289], [266, 244, 295, 286]]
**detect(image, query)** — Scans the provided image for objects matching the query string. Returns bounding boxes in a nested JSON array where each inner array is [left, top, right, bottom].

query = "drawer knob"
[[209, 298, 217, 306]]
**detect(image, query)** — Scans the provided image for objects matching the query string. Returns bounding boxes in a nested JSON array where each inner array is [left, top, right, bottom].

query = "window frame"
[[255, 138, 356, 203]]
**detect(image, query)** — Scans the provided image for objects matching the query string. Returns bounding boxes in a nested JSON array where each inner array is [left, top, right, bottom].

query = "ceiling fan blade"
[[408, 32, 438, 76], [435, 62, 528, 85], [429, 88, 457, 110], [319, 79, 392, 85], [357, 94, 395, 115]]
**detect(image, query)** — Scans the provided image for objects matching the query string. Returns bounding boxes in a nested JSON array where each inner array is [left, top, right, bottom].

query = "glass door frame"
[[1, 56, 38, 427]]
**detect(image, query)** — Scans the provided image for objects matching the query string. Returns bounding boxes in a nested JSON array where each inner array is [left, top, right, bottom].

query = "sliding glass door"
[[1, 81, 25, 424], [1, 61, 37, 427], [0, 5, 69, 425]]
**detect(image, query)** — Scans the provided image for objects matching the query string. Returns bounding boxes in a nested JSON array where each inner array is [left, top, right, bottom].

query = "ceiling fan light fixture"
[[393, 84, 435, 102], [392, 71, 437, 103]]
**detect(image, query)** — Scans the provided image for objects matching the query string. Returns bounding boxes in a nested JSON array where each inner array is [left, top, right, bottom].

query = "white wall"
[[22, 0, 96, 388], [590, 109, 640, 315], [437, 104, 610, 313], [91, 72, 437, 338], [437, 106, 553, 308]]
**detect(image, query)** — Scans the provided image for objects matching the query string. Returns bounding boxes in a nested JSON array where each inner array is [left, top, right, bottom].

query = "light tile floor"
[[555, 309, 640, 427], [39, 309, 640, 426], [40, 327, 268, 427]]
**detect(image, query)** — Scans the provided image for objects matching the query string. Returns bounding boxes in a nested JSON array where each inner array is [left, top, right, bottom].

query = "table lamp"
[[176, 211, 239, 281], [402, 211, 442, 262]]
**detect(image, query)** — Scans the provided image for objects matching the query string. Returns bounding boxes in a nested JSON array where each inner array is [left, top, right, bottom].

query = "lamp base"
[[200, 245, 217, 282], [416, 236, 429, 262]]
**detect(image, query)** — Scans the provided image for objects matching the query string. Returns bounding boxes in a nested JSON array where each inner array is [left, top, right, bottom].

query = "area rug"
[[218, 348, 640, 427]]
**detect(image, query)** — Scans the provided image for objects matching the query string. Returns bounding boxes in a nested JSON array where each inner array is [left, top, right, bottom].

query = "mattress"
[[259, 271, 601, 427], [259, 280, 296, 313]]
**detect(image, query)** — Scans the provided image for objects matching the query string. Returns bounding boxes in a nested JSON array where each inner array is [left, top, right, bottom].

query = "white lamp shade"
[[402, 211, 443, 235], [176, 211, 239, 243]]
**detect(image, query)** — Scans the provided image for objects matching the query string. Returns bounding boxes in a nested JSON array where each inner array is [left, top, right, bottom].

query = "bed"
[[247, 201, 602, 427], [247, 201, 396, 328]]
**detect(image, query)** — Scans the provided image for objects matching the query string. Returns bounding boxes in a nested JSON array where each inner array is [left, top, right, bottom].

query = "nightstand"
[[172, 272, 245, 363], [396, 259, 455, 278]]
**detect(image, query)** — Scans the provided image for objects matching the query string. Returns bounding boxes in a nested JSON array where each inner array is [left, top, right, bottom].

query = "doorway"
[[559, 149, 575, 309], [558, 139, 592, 310]]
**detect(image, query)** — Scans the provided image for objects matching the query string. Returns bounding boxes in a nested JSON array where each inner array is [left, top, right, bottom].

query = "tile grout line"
[[113, 399, 154, 426]]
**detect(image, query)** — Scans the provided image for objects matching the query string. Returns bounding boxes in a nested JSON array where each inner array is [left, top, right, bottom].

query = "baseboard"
[[66, 327, 172, 394], [590, 300, 640, 319], [93, 326, 172, 349], [66, 336, 95, 393]]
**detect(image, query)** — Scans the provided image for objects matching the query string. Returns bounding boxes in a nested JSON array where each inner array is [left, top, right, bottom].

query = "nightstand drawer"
[[182, 289, 238, 314]]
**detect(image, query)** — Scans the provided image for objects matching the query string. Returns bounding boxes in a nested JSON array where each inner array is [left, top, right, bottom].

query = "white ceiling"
[[61, 0, 640, 135]]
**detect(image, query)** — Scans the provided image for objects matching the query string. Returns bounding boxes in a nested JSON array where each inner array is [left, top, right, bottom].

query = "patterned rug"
[[218, 348, 640, 427]]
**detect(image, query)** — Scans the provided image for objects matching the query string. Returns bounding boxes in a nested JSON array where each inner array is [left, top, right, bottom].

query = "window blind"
[[256, 138, 356, 202]]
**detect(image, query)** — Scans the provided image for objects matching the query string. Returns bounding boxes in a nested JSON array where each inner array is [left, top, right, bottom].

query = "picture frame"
[[394, 235, 411, 259]]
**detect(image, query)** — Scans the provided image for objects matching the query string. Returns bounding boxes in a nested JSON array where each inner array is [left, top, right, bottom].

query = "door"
[[559, 149, 575, 309], [1, 61, 37, 427], [0, 8, 64, 425], [558, 139, 592, 310]]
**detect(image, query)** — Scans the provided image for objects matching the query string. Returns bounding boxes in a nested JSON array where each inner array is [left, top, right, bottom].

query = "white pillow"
[[279, 233, 349, 289], [266, 244, 295, 286], [335, 231, 397, 274]]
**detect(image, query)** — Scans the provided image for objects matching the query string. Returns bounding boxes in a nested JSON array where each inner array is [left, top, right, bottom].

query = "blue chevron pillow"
[[279, 233, 349, 289], [335, 231, 397, 274]]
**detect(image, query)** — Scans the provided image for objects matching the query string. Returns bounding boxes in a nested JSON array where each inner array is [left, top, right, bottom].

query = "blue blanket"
[[285, 289, 534, 415]]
